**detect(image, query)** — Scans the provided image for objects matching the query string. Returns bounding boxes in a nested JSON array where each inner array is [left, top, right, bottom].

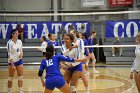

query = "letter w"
[[0, 24, 9, 39]]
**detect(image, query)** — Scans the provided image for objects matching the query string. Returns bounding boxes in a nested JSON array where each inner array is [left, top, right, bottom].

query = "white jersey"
[[61, 43, 80, 66], [7, 39, 23, 63], [131, 44, 140, 72], [74, 38, 85, 59], [39, 41, 47, 52]]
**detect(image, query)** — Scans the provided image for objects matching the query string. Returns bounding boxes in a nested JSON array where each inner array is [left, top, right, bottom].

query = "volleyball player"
[[69, 30, 89, 92], [38, 36, 47, 57], [130, 32, 140, 93], [47, 34, 59, 54], [61, 33, 84, 93], [7, 29, 24, 93], [38, 45, 87, 93], [78, 32, 89, 89], [88, 32, 99, 74]]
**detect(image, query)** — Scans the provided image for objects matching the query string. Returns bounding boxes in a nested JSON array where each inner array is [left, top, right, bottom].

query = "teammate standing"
[[7, 29, 24, 93], [130, 32, 140, 93]]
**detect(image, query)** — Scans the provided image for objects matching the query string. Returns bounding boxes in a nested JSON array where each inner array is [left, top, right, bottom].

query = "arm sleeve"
[[7, 41, 12, 60], [19, 40, 23, 53], [58, 55, 74, 62], [38, 60, 45, 77], [39, 61, 45, 71]]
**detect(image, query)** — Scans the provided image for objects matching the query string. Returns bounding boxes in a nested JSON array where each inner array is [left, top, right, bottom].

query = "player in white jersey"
[[7, 29, 24, 93], [38, 36, 47, 57], [61, 34, 84, 93], [130, 32, 140, 93], [70, 30, 88, 90]]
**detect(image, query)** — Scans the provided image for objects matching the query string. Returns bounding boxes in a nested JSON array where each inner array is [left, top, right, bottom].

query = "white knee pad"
[[70, 86, 77, 92], [92, 59, 96, 63], [18, 76, 23, 81], [8, 77, 13, 81]]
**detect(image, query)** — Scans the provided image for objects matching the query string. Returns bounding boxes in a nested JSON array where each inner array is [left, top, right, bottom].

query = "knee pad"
[[8, 77, 13, 81], [92, 59, 96, 63], [70, 86, 77, 92], [18, 76, 23, 81]]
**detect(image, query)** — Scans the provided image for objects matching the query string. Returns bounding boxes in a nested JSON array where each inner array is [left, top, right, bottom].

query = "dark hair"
[[42, 36, 46, 41], [48, 33, 52, 39], [62, 34, 67, 40], [66, 34, 74, 43], [10, 29, 18, 39], [46, 45, 54, 59], [90, 31, 96, 36]]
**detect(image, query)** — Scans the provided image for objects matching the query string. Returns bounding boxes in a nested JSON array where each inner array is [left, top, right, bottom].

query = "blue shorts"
[[67, 63, 82, 72], [82, 62, 86, 64], [45, 75, 65, 90], [9, 59, 23, 66]]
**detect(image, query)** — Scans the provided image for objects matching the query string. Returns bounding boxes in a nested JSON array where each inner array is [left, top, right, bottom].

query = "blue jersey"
[[48, 40, 59, 53], [83, 39, 88, 56], [46, 39, 50, 43], [48, 40, 59, 46], [39, 54, 74, 77], [88, 37, 94, 53]]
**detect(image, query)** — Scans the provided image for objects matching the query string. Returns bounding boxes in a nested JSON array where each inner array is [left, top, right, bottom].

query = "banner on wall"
[[82, 0, 105, 7], [0, 21, 90, 39], [106, 20, 140, 38], [109, 0, 133, 7]]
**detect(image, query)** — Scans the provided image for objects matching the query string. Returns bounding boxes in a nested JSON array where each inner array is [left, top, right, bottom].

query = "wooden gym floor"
[[0, 64, 138, 93]]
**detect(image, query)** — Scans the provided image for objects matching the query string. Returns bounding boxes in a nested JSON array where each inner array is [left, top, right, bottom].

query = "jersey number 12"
[[46, 59, 53, 66]]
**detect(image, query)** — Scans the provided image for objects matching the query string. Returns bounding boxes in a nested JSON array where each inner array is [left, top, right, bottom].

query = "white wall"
[[5, 0, 51, 10]]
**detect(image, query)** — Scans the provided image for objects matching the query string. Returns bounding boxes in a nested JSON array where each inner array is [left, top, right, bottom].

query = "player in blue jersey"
[[88, 31, 99, 74], [38, 45, 87, 93], [47, 34, 59, 53]]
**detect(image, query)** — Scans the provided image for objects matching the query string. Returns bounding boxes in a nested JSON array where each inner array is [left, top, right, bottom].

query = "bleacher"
[[0, 39, 43, 66], [103, 37, 136, 65]]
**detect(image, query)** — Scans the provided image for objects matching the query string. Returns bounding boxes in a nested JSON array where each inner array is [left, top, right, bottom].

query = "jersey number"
[[46, 59, 53, 66]]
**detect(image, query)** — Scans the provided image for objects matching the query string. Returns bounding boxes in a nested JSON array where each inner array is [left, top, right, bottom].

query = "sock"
[[19, 87, 23, 91], [85, 87, 89, 90], [8, 88, 12, 92]]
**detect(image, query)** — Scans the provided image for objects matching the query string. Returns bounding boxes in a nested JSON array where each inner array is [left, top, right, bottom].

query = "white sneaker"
[[93, 70, 99, 74], [19, 90, 24, 93], [112, 54, 115, 57], [86, 72, 90, 76], [8, 91, 13, 93]]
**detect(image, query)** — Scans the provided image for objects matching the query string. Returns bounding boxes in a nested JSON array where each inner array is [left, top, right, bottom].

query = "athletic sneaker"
[[19, 91, 24, 93], [85, 72, 90, 76], [93, 70, 99, 74], [112, 54, 115, 57], [8, 91, 13, 93]]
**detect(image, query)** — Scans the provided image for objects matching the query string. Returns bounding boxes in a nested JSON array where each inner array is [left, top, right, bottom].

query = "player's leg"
[[88, 52, 99, 74], [44, 88, 53, 93], [59, 82, 72, 93], [16, 61, 24, 93], [8, 65, 15, 93], [64, 70, 72, 84], [134, 71, 140, 92], [81, 65, 88, 90], [70, 71, 82, 93], [112, 47, 115, 56]]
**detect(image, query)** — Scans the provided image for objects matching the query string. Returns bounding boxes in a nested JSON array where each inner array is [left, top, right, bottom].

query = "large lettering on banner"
[[106, 20, 140, 38], [0, 21, 90, 39]]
